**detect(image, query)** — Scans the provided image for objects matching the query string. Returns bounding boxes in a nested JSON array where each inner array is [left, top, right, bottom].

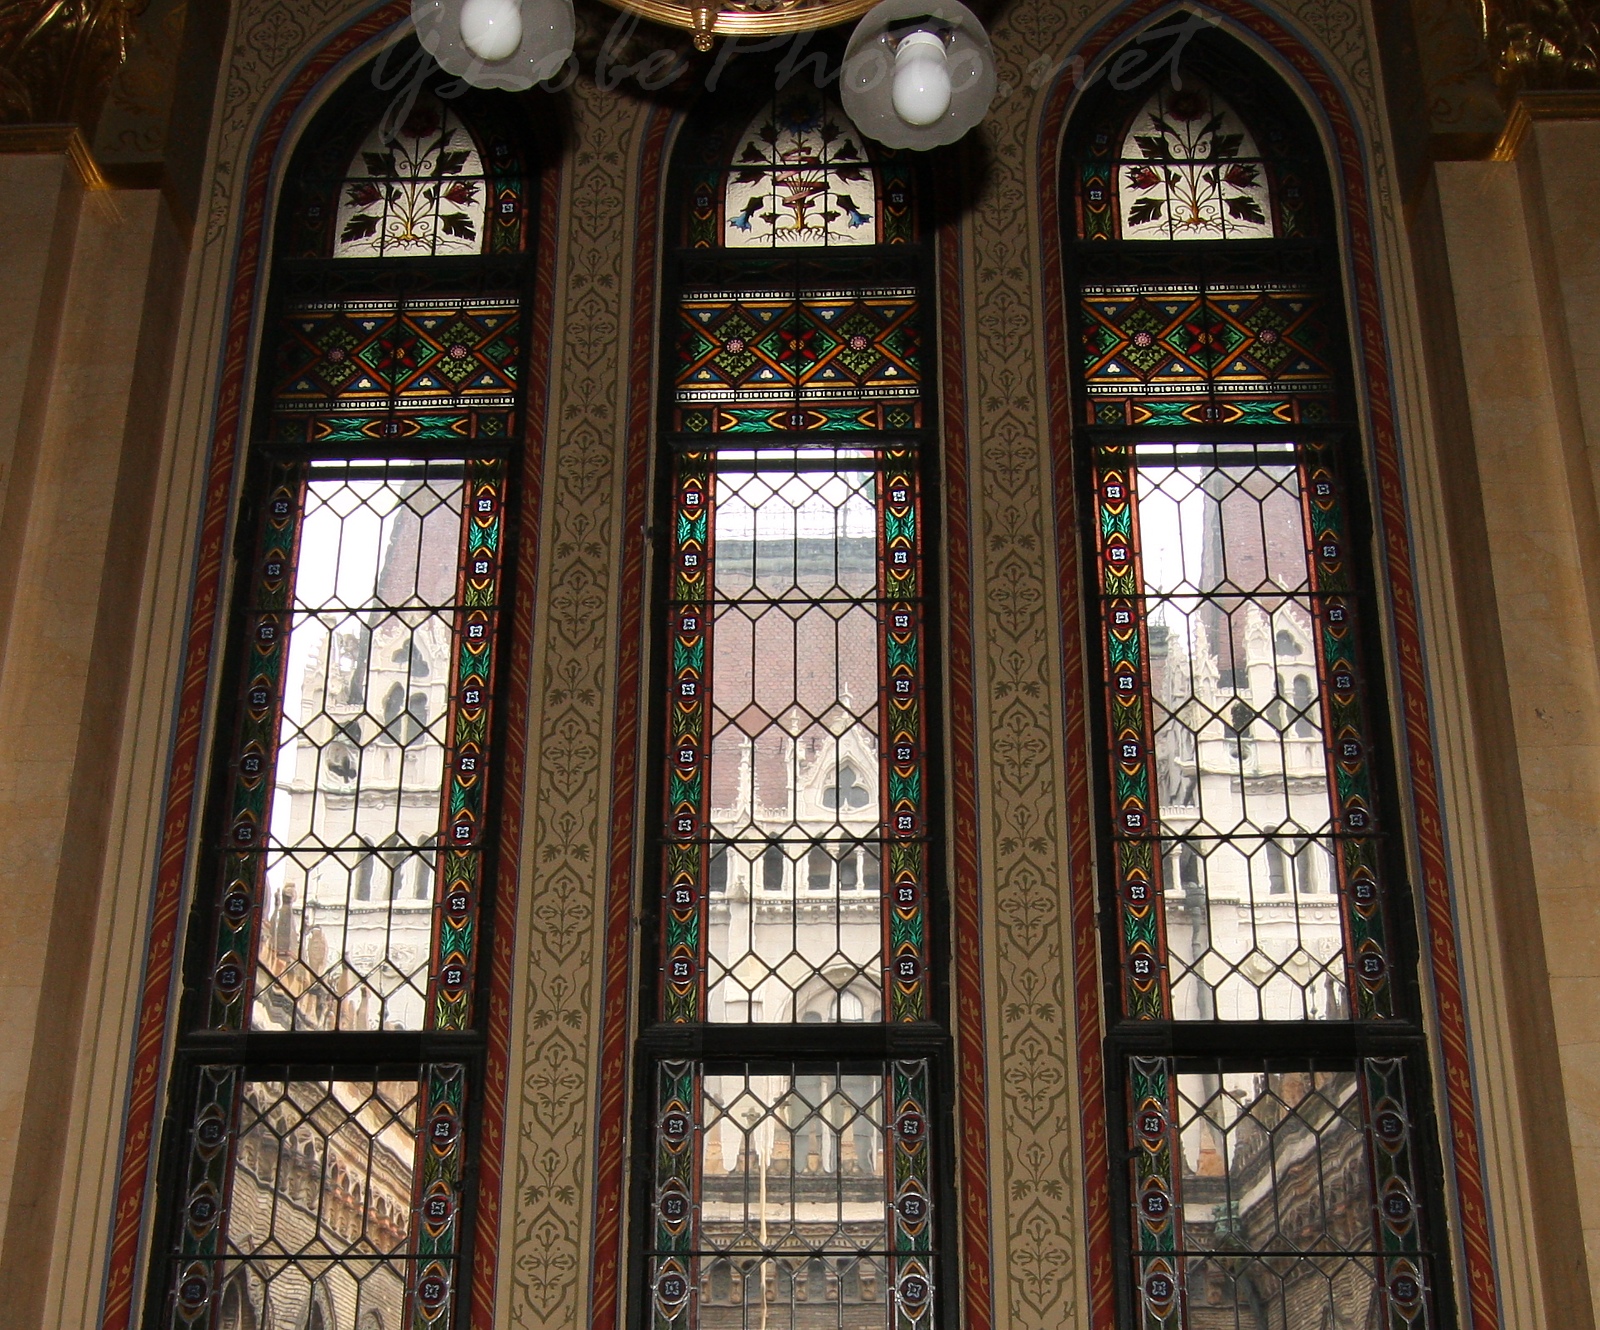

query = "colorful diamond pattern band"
[[675, 291, 920, 404], [272, 298, 520, 444], [1080, 285, 1334, 426]]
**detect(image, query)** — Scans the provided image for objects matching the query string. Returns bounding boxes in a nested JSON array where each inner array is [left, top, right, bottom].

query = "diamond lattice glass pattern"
[[663, 449, 927, 1025], [168, 1067, 467, 1330], [210, 460, 504, 1034], [1126, 1058, 1430, 1330], [1079, 283, 1334, 429], [333, 96, 489, 258], [676, 292, 921, 410], [649, 1061, 933, 1330], [1097, 444, 1388, 1022]]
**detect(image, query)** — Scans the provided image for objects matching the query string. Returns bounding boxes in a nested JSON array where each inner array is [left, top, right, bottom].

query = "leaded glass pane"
[[1079, 283, 1335, 428], [210, 460, 504, 1033], [1127, 1058, 1431, 1330], [674, 291, 921, 421], [664, 448, 927, 1025], [1095, 443, 1387, 1021], [168, 1066, 467, 1330], [334, 97, 489, 258], [1115, 85, 1275, 241], [650, 1061, 933, 1330]]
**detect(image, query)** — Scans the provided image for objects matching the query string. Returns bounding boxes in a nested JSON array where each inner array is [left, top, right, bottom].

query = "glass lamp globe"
[[841, 0, 996, 150], [460, 0, 523, 60], [412, 0, 574, 91]]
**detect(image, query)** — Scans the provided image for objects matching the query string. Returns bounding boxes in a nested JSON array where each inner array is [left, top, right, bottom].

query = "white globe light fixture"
[[890, 30, 950, 126], [841, 0, 996, 150], [412, 0, 574, 91]]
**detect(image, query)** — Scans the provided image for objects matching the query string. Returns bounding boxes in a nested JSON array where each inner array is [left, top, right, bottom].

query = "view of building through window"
[[1071, 42, 1438, 1330], [648, 84, 938, 1330]]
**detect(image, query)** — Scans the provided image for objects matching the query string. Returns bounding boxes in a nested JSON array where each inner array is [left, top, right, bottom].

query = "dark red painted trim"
[[1035, 6, 1501, 1330], [99, 8, 554, 1327], [589, 103, 676, 1330], [937, 212, 997, 1330]]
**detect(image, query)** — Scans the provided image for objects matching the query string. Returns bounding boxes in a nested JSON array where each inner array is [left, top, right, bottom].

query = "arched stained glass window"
[[1065, 31, 1448, 1330], [153, 54, 537, 1330], [640, 70, 942, 1330]]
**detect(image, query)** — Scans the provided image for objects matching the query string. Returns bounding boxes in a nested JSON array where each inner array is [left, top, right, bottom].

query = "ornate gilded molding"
[[1485, 0, 1600, 90], [597, 0, 876, 51], [1491, 85, 1600, 154], [0, 119, 107, 184], [0, 0, 147, 134]]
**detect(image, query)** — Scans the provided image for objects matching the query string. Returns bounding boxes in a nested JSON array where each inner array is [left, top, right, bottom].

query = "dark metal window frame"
[[1060, 32, 1459, 1330], [629, 61, 958, 1330], [140, 60, 541, 1330]]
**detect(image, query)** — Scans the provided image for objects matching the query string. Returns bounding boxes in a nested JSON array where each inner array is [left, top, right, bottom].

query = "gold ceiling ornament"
[[597, 0, 880, 52], [0, 0, 147, 130], [1485, 0, 1600, 89]]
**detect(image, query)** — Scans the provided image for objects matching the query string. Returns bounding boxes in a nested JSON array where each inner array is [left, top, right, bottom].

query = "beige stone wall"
[[1434, 117, 1600, 1324], [0, 1, 1594, 1329]]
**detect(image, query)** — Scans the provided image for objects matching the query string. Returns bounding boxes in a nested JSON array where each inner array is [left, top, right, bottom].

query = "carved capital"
[[0, 0, 148, 134], [1486, 0, 1600, 90]]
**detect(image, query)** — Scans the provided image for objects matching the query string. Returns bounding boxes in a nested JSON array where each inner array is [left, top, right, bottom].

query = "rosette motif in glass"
[[649, 1061, 934, 1330], [208, 459, 506, 1035], [649, 86, 937, 1330], [1125, 1058, 1429, 1330], [1070, 55, 1441, 1330], [158, 74, 533, 1330], [167, 1066, 468, 1330]]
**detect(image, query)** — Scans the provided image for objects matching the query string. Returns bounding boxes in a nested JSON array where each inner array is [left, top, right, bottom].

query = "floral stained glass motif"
[[208, 459, 505, 1034], [662, 447, 928, 1025], [1095, 443, 1389, 1022], [1116, 85, 1275, 241], [649, 1060, 933, 1330], [272, 297, 520, 447], [334, 98, 489, 258], [1127, 1058, 1431, 1330], [167, 1066, 467, 1330], [720, 95, 881, 249]]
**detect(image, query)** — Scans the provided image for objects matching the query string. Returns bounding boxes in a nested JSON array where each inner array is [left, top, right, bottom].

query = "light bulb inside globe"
[[459, 0, 523, 61], [891, 30, 951, 127]]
